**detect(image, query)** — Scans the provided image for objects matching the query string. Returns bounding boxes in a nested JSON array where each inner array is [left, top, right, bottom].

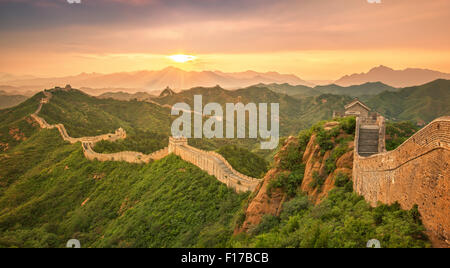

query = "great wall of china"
[[30, 87, 448, 242], [353, 115, 450, 243], [168, 137, 261, 192], [31, 88, 261, 193]]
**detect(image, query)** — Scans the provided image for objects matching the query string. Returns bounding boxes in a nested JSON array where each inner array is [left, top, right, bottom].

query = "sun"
[[168, 54, 196, 63]]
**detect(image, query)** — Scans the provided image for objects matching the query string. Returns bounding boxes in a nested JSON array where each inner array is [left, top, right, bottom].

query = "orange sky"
[[1, 0, 450, 80]]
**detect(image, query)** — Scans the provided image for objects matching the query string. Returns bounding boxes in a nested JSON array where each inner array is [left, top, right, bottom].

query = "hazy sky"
[[1, 0, 450, 80]]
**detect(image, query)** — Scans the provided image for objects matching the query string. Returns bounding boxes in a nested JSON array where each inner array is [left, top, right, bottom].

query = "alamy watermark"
[[66, 239, 81, 248], [367, 239, 381, 248], [171, 95, 279, 150]]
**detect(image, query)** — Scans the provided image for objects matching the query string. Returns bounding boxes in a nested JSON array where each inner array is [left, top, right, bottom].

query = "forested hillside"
[[257, 82, 396, 98], [0, 129, 248, 247], [151, 85, 353, 136], [233, 118, 430, 248], [0, 83, 446, 248], [364, 79, 450, 124]]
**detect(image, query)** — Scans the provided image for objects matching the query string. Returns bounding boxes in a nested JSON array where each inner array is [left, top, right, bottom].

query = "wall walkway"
[[353, 116, 450, 242], [31, 89, 260, 193]]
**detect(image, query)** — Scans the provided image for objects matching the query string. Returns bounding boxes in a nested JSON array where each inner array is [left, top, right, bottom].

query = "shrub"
[[337, 116, 356, 134], [309, 171, 326, 191], [235, 187, 431, 248], [267, 167, 305, 198], [316, 129, 334, 153], [278, 142, 302, 171], [334, 172, 349, 187], [217, 145, 269, 178], [250, 215, 280, 236], [281, 195, 310, 219], [385, 121, 419, 150]]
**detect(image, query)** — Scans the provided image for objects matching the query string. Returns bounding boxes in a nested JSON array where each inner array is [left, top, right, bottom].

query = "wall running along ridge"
[[31, 89, 260, 193], [353, 115, 450, 242], [168, 137, 261, 192]]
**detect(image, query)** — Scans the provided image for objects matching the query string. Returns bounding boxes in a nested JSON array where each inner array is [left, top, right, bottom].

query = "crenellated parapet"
[[82, 142, 168, 163], [31, 92, 165, 162], [30, 90, 260, 193], [168, 137, 261, 193], [353, 116, 450, 242]]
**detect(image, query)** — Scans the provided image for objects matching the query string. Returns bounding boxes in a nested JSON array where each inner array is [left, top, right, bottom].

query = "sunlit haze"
[[168, 55, 197, 63], [1, 0, 450, 80]]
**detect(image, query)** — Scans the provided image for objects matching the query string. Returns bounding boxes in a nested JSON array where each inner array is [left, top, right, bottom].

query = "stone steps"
[[358, 127, 379, 157]]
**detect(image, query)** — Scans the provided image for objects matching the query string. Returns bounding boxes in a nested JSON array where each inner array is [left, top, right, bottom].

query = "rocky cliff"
[[238, 120, 355, 232]]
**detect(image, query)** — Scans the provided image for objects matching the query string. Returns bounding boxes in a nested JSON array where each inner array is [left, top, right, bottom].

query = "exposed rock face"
[[238, 132, 354, 232], [238, 168, 286, 233], [236, 137, 297, 233], [301, 134, 353, 204]]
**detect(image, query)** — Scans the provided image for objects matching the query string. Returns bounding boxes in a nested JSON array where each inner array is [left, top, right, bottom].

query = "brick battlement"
[[168, 137, 261, 193], [353, 116, 450, 242], [30, 90, 260, 193]]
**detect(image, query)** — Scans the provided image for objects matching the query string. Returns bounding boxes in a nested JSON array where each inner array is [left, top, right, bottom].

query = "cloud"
[[0, 0, 449, 55]]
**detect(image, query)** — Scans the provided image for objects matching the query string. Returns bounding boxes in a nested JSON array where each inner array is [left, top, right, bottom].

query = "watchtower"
[[168, 136, 188, 153]]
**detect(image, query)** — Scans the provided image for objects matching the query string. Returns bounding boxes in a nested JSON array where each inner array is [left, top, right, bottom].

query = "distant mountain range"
[[2, 65, 450, 96], [335, 65, 450, 87], [0, 73, 35, 83], [149, 79, 450, 128], [0, 90, 28, 109], [97, 91, 156, 101], [255, 81, 397, 98], [0, 67, 311, 95]]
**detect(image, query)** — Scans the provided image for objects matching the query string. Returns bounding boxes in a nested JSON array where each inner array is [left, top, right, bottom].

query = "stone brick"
[[354, 116, 450, 242]]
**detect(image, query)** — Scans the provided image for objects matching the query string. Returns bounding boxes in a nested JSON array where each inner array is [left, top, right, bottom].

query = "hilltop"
[[0, 86, 268, 175], [149, 85, 354, 137], [97, 91, 155, 101], [364, 79, 450, 124], [335, 65, 450, 87], [256, 81, 397, 98]]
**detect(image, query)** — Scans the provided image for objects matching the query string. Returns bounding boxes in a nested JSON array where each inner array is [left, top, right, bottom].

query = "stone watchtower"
[[333, 98, 372, 118], [343, 98, 371, 118], [115, 128, 127, 139], [168, 136, 188, 153], [333, 99, 385, 156]]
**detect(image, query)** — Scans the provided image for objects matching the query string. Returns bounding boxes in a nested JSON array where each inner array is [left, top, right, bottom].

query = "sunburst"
[[168, 54, 196, 63]]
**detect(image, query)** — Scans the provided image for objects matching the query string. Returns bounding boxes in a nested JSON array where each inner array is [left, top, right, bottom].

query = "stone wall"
[[353, 116, 450, 241], [83, 142, 168, 163], [31, 112, 126, 145], [32, 92, 165, 163], [168, 137, 261, 193], [31, 91, 259, 193]]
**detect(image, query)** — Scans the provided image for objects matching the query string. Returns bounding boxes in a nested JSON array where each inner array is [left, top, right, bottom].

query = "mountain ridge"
[[1, 67, 311, 95], [255, 81, 397, 98], [335, 65, 450, 87]]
